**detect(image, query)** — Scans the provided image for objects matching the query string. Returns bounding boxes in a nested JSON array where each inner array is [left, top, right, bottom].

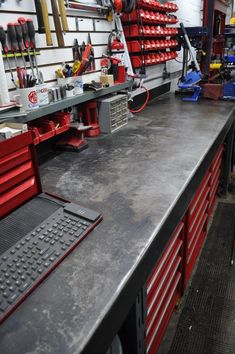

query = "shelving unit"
[[121, 0, 179, 69], [0, 81, 132, 124]]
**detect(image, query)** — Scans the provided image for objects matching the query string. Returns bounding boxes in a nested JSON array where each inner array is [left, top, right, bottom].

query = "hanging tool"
[[26, 19, 40, 82], [18, 17, 35, 79], [34, 0, 45, 33], [41, 0, 53, 46], [15, 22, 27, 71], [51, 0, 65, 47], [0, 26, 17, 87], [7, 23, 19, 69], [58, 0, 69, 33], [88, 33, 96, 71], [75, 42, 92, 76]]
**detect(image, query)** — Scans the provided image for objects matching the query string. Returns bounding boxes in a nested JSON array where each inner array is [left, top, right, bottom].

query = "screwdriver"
[[7, 22, 19, 69], [15, 22, 27, 71], [0, 26, 17, 87], [17, 17, 35, 79], [26, 19, 40, 82]]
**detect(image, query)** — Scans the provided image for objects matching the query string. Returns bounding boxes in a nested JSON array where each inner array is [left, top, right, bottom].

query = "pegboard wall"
[[0, 0, 114, 95], [0, 0, 203, 95]]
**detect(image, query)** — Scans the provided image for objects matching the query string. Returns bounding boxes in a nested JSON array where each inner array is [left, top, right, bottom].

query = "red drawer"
[[0, 146, 31, 174], [49, 113, 70, 135], [147, 272, 181, 354], [0, 177, 39, 218], [0, 161, 34, 194], [147, 254, 181, 334], [188, 186, 209, 242], [147, 222, 184, 294], [189, 172, 210, 216], [210, 145, 223, 173], [188, 199, 209, 252]]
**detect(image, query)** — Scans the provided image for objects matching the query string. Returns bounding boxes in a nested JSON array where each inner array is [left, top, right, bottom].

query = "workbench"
[[0, 94, 234, 354]]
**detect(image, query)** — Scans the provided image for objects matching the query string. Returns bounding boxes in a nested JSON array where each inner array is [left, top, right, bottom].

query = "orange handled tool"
[[41, 0, 53, 46], [58, 0, 69, 32], [51, 0, 64, 47]]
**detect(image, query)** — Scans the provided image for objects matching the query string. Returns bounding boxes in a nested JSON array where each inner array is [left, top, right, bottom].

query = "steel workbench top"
[[0, 94, 234, 354]]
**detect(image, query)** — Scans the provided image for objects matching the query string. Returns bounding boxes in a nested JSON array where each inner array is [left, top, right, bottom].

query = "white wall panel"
[[0, 0, 113, 93]]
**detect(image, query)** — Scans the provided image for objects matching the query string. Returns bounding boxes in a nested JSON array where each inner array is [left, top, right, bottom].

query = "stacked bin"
[[122, 0, 179, 69]]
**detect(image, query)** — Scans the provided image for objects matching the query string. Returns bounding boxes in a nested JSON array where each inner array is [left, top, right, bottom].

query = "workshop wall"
[[0, 0, 114, 94], [1, 0, 203, 95], [143, 0, 203, 92]]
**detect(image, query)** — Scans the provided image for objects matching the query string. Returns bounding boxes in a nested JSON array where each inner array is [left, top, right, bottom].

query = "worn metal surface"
[[0, 94, 234, 354]]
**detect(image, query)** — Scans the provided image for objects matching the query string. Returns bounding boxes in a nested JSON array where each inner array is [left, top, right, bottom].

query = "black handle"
[[34, 0, 45, 34], [7, 23, 18, 52], [15, 23, 25, 51], [0, 26, 8, 53], [18, 17, 30, 49], [27, 19, 36, 49]]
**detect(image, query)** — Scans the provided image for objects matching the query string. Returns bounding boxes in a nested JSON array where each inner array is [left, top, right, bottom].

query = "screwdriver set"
[[0, 18, 42, 89]]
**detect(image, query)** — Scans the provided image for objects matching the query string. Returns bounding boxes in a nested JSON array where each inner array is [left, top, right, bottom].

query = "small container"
[[36, 84, 49, 106], [57, 77, 84, 95]]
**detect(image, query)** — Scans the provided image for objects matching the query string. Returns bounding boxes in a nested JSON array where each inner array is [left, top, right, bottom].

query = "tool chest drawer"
[[208, 145, 223, 216], [0, 132, 41, 218], [146, 222, 184, 354]]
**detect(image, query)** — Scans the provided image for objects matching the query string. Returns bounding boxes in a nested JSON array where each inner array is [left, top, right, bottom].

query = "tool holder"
[[2, 51, 40, 60], [122, 0, 179, 69]]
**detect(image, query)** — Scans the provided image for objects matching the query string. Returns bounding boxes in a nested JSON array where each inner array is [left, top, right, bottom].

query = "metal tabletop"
[[0, 94, 234, 354]]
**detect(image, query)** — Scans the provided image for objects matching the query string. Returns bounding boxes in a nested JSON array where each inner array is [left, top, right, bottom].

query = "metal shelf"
[[0, 81, 132, 124]]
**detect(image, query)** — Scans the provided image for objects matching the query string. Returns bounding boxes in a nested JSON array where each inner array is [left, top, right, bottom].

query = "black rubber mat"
[[168, 202, 235, 354], [0, 195, 61, 255]]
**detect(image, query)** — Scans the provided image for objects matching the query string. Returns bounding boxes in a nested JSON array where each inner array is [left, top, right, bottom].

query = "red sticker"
[[28, 91, 38, 104]]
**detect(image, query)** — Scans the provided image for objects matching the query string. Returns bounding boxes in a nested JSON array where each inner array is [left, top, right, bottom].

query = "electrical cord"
[[128, 83, 150, 114]]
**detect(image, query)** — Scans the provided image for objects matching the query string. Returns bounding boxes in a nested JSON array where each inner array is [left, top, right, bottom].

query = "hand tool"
[[72, 39, 81, 61], [58, 0, 69, 33], [7, 23, 20, 70], [15, 22, 27, 71], [34, 0, 45, 33], [26, 19, 40, 82], [88, 33, 95, 71], [0, 26, 17, 87], [75, 43, 92, 76], [18, 17, 35, 79], [51, 0, 65, 47], [41, 0, 53, 46]]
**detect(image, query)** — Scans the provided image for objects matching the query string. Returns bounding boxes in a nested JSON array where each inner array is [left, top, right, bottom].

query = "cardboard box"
[[0, 122, 28, 141]]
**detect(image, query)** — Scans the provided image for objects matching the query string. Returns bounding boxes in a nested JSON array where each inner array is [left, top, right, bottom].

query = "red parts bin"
[[138, 0, 178, 12], [127, 39, 178, 52], [124, 25, 178, 38], [28, 119, 56, 144], [48, 112, 71, 135], [131, 51, 177, 68], [122, 10, 178, 24]]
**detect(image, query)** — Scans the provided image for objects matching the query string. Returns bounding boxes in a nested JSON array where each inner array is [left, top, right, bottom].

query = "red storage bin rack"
[[131, 51, 177, 68], [128, 39, 178, 52], [49, 112, 71, 135], [122, 10, 178, 25], [138, 0, 178, 12], [124, 25, 178, 38], [0, 131, 41, 218], [146, 222, 184, 354], [28, 119, 56, 144]]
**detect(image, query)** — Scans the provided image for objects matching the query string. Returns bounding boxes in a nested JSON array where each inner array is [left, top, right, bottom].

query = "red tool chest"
[[0, 131, 41, 218], [146, 222, 184, 354], [144, 144, 224, 352]]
